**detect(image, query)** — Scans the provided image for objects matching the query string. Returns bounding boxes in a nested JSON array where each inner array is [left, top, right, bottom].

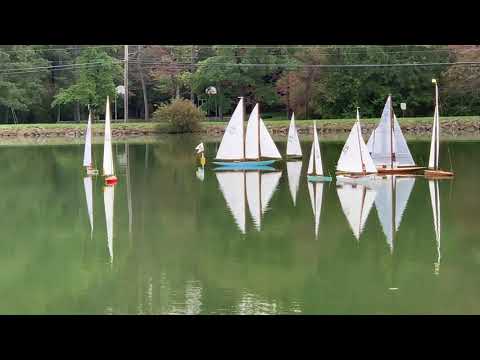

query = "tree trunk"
[[218, 84, 223, 121], [136, 45, 149, 121], [175, 82, 180, 99], [75, 102, 81, 122]]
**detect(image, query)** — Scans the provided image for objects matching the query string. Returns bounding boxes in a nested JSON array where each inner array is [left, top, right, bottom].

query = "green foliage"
[[152, 98, 205, 133], [51, 48, 122, 116]]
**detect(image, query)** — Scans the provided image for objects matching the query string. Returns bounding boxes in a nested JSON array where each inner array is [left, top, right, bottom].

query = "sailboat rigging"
[[425, 79, 454, 178], [213, 98, 282, 169]]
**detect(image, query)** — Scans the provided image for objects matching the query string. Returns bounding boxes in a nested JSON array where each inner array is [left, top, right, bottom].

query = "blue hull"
[[213, 159, 277, 170], [214, 165, 276, 172], [307, 175, 332, 182]]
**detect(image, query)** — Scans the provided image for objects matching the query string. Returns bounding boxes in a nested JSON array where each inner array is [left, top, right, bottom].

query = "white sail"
[[84, 176, 94, 235], [245, 104, 260, 160], [308, 182, 324, 239], [367, 96, 415, 167], [287, 161, 302, 206], [103, 97, 115, 176], [261, 171, 282, 215], [246, 171, 261, 231], [104, 185, 114, 264], [336, 180, 376, 241], [216, 98, 245, 160], [216, 171, 246, 234], [393, 114, 415, 166], [260, 118, 282, 159], [337, 120, 377, 174], [307, 121, 324, 175], [286, 112, 302, 157], [83, 112, 93, 167], [429, 180, 441, 272], [374, 176, 415, 253], [428, 82, 440, 169]]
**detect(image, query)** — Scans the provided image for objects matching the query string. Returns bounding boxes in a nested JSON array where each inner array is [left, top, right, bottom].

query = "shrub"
[[152, 99, 206, 133]]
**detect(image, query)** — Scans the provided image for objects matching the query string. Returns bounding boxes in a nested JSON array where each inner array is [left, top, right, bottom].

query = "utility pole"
[[124, 45, 129, 123]]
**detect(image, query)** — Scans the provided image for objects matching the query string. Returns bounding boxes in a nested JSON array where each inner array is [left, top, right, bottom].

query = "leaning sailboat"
[[307, 121, 331, 182], [215, 169, 282, 233], [367, 95, 424, 174], [103, 96, 118, 186], [424, 79, 454, 178], [213, 98, 282, 169], [336, 108, 377, 176], [286, 112, 302, 158], [84, 110, 98, 176]]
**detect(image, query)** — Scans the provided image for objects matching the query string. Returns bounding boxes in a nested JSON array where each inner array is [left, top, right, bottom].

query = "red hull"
[[105, 176, 118, 186]]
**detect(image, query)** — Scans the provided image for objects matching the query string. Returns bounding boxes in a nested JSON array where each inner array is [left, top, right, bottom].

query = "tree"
[[51, 48, 123, 118]]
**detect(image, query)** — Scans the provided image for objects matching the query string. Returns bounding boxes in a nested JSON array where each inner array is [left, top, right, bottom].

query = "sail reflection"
[[83, 176, 94, 238], [196, 167, 205, 181], [104, 184, 115, 264], [307, 181, 324, 239], [287, 161, 302, 206], [215, 169, 282, 233], [336, 176, 377, 241], [373, 175, 415, 253], [429, 179, 441, 274]]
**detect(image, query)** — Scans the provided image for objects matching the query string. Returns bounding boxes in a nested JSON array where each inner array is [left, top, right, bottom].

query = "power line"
[[0, 45, 122, 54]]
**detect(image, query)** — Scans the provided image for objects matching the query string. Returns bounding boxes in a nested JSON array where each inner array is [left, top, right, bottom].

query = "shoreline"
[[0, 116, 478, 140]]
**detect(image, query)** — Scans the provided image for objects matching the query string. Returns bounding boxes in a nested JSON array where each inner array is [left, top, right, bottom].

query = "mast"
[[389, 95, 394, 169], [257, 103, 261, 160], [242, 97, 246, 160], [434, 81, 439, 170], [313, 123, 316, 175], [391, 176, 396, 254], [356, 108, 366, 174]]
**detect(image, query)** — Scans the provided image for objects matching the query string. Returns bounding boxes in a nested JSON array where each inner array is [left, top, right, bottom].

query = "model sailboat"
[[367, 96, 424, 174], [103, 96, 118, 186], [83, 110, 99, 176], [425, 79, 454, 178], [213, 98, 282, 169], [104, 183, 114, 265], [215, 169, 282, 233], [307, 121, 331, 182], [336, 177, 377, 241], [374, 175, 415, 254], [286, 112, 302, 158], [429, 179, 441, 275], [336, 108, 377, 176]]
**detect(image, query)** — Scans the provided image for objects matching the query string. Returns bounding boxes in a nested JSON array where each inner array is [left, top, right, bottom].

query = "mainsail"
[[336, 178, 377, 241], [287, 161, 302, 206], [374, 175, 415, 253], [286, 113, 302, 157], [337, 113, 377, 174], [215, 98, 245, 160], [367, 96, 415, 168], [216, 171, 246, 234], [307, 121, 324, 175], [308, 182, 324, 239], [245, 104, 260, 160], [428, 81, 440, 170], [103, 97, 115, 176], [83, 111, 93, 167], [104, 184, 114, 264], [84, 176, 94, 235]]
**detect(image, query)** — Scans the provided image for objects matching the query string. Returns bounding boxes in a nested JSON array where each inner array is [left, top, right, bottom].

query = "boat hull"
[[214, 165, 276, 172], [213, 159, 277, 169], [105, 175, 118, 186], [307, 175, 332, 182], [377, 166, 425, 174], [424, 169, 454, 179]]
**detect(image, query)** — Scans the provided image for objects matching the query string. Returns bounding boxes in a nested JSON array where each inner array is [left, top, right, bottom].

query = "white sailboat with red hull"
[[103, 96, 118, 186]]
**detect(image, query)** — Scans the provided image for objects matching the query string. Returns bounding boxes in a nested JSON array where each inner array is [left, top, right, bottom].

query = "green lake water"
[[1, 135, 479, 314]]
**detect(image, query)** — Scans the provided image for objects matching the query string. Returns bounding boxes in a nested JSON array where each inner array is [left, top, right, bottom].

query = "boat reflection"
[[336, 175, 377, 242], [429, 179, 441, 275], [308, 181, 324, 239], [83, 176, 94, 239], [287, 161, 302, 206], [215, 167, 282, 233], [104, 184, 115, 264]]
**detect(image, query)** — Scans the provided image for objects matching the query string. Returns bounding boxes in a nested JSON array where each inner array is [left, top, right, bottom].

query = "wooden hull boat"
[[424, 169, 454, 179], [377, 166, 425, 174]]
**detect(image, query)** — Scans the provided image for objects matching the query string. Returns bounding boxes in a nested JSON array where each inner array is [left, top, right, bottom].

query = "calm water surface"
[[1, 135, 479, 314]]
